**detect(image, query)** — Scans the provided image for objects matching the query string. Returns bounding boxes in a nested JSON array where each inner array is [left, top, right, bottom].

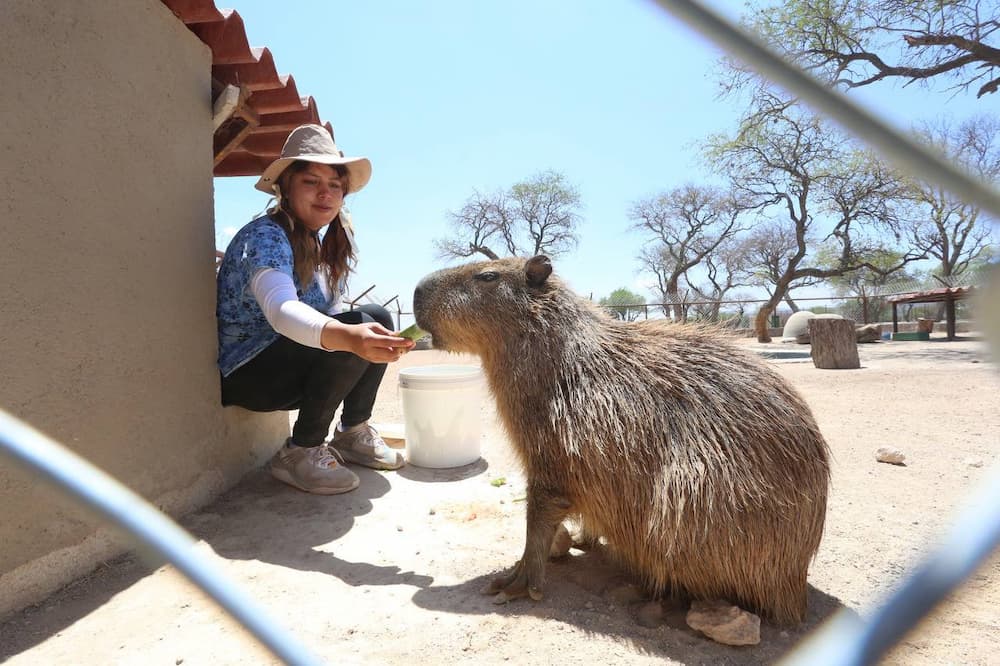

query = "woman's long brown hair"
[[268, 161, 355, 296]]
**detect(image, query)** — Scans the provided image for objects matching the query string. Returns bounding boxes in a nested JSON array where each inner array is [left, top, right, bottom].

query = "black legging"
[[221, 304, 394, 446]]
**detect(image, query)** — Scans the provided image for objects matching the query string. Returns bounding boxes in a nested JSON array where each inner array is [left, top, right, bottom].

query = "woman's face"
[[284, 163, 345, 231]]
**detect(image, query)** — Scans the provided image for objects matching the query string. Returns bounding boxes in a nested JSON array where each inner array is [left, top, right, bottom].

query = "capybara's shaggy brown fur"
[[412, 256, 830, 625]]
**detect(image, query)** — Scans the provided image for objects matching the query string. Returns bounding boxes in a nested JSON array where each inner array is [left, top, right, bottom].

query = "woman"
[[216, 124, 413, 495]]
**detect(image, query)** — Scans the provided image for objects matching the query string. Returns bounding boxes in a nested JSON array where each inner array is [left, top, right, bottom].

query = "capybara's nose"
[[412, 281, 426, 311]]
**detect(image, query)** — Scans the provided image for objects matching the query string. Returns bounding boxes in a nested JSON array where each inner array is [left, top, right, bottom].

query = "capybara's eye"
[[474, 271, 499, 282]]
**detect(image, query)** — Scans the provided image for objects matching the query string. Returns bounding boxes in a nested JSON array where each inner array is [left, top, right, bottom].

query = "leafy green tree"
[[822, 248, 914, 323], [599, 288, 646, 322], [964, 245, 998, 278], [434, 170, 582, 261]]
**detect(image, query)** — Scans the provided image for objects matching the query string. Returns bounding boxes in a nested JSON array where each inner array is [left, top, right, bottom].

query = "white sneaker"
[[331, 422, 405, 470], [268, 440, 360, 494]]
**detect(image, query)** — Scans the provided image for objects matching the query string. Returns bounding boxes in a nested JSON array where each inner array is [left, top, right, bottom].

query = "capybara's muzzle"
[[411, 275, 435, 332]]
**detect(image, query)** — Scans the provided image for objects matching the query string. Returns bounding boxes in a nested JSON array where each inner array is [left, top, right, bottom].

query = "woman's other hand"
[[321, 320, 414, 363]]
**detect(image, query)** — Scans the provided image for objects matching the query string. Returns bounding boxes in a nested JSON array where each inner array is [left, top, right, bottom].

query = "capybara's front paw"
[[481, 559, 544, 604]]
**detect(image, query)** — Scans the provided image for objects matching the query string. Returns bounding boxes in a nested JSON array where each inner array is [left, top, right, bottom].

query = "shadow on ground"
[[860, 337, 993, 364], [0, 462, 851, 664], [394, 457, 489, 483], [181, 468, 432, 589], [180, 461, 849, 665], [0, 554, 149, 660], [746, 337, 995, 366], [407, 544, 851, 664]]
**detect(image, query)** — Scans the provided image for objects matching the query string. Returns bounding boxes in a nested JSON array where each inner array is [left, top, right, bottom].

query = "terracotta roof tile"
[[161, 0, 329, 177], [161, 0, 224, 24], [213, 47, 281, 91], [247, 77, 307, 113]]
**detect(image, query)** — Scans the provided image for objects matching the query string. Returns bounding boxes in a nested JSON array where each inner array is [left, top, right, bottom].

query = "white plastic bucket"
[[399, 365, 484, 468]]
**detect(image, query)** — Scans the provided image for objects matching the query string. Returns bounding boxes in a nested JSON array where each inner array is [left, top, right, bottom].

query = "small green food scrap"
[[398, 323, 427, 341], [490, 477, 507, 487]]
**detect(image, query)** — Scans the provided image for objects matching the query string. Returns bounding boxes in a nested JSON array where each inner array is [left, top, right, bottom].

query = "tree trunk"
[[808, 319, 860, 369], [754, 307, 773, 343], [709, 302, 721, 322], [473, 244, 500, 260], [665, 286, 681, 322]]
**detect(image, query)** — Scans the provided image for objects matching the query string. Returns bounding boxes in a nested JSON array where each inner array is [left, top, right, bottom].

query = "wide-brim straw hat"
[[254, 124, 372, 194]]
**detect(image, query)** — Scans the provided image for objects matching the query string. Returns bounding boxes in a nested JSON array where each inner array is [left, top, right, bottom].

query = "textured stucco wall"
[[0, 1, 288, 618]]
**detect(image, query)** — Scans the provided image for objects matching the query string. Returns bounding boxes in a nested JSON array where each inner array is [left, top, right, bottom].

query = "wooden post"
[[892, 302, 899, 333], [808, 319, 860, 369], [946, 296, 957, 340]]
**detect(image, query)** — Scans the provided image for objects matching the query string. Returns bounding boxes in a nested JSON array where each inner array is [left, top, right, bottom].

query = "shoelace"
[[311, 445, 346, 469], [340, 424, 389, 455], [361, 425, 390, 455]]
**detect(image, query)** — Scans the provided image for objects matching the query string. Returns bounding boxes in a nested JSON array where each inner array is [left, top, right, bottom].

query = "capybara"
[[412, 255, 830, 624]]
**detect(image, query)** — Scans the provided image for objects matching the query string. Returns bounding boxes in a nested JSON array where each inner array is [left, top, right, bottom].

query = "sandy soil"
[[1, 335, 998, 665]]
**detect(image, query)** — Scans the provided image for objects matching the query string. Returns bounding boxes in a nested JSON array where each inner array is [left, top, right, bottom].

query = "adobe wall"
[[0, 0, 287, 619]]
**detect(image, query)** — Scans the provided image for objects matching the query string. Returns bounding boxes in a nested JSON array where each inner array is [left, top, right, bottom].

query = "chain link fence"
[[598, 265, 993, 332]]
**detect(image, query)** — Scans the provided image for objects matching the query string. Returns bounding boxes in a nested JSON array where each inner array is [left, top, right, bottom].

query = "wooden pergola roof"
[[886, 286, 976, 340], [160, 0, 333, 177], [885, 286, 977, 305]]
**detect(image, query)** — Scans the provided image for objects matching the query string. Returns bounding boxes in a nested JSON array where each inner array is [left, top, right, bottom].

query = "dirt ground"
[[1, 334, 998, 665]]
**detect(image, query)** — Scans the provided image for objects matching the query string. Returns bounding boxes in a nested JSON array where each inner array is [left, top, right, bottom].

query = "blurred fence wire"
[[647, 1, 1000, 665], [0, 411, 323, 666], [1, 1, 998, 665], [651, 0, 1000, 222], [597, 268, 993, 326]]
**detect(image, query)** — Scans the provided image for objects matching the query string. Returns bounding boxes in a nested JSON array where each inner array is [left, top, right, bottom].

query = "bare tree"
[[638, 245, 688, 319], [509, 171, 582, 257], [682, 235, 754, 321], [742, 221, 823, 313], [741, 0, 1000, 98], [904, 114, 1000, 281], [705, 91, 920, 341], [629, 184, 746, 321], [435, 171, 582, 262], [433, 189, 507, 260]]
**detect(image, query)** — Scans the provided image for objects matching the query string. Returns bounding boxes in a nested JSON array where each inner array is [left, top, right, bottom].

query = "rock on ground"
[[856, 324, 881, 343], [549, 522, 573, 558], [876, 447, 907, 465], [686, 600, 761, 646]]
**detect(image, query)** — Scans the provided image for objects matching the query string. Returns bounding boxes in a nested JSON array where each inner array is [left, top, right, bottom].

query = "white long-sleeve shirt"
[[250, 267, 342, 350]]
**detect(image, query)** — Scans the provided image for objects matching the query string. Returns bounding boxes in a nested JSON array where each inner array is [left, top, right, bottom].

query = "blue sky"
[[213, 0, 985, 325]]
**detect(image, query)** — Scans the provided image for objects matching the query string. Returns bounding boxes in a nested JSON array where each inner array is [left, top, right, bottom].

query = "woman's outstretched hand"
[[321, 320, 414, 363]]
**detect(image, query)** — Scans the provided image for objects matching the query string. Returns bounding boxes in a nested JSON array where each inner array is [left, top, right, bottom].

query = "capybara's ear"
[[525, 255, 552, 288]]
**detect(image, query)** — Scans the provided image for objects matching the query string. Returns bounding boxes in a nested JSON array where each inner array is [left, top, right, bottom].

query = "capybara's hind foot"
[[482, 559, 544, 603]]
